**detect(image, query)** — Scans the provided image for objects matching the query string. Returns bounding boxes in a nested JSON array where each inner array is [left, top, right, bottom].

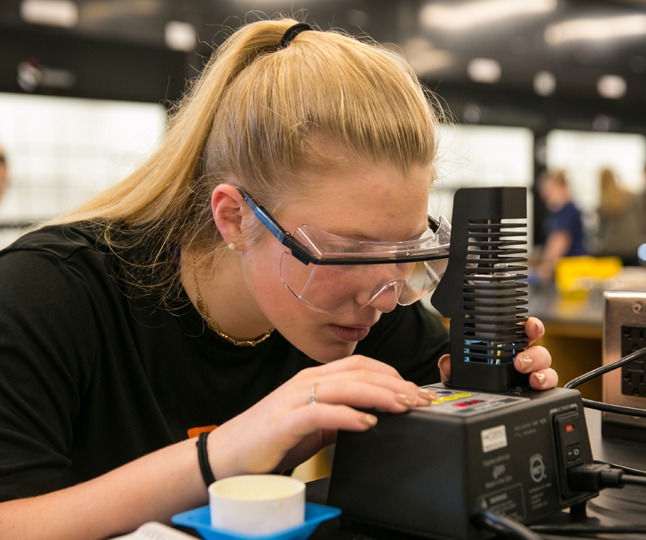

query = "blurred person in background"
[[593, 167, 644, 266], [533, 169, 587, 283], [0, 146, 8, 204], [641, 165, 646, 265]]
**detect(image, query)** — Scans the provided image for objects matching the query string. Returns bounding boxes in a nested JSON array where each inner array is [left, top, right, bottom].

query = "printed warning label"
[[476, 484, 526, 522]]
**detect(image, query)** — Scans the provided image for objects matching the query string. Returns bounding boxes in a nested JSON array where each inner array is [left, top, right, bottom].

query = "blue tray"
[[172, 502, 341, 540]]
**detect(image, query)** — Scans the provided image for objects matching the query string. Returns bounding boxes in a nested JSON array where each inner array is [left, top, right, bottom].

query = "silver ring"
[[307, 383, 319, 405]]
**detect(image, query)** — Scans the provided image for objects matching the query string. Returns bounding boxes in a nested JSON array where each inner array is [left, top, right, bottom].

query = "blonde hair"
[[599, 167, 628, 216], [52, 18, 442, 304]]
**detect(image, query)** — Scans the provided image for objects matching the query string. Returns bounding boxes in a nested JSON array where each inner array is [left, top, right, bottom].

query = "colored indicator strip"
[[453, 399, 484, 408], [432, 392, 473, 404]]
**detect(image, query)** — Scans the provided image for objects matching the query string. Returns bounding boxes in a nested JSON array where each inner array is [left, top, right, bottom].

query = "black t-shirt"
[[0, 224, 448, 501]]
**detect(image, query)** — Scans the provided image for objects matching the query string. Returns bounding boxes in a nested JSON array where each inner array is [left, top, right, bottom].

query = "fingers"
[[293, 358, 435, 413], [514, 345, 558, 390], [223, 357, 436, 473], [524, 317, 545, 346], [437, 338, 558, 390], [437, 354, 451, 383], [289, 402, 379, 434], [521, 317, 558, 389], [528, 368, 558, 390], [299, 377, 434, 413]]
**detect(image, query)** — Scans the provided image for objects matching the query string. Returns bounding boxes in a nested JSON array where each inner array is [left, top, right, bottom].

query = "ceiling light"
[[421, 0, 557, 32], [545, 15, 646, 45], [20, 0, 79, 28], [597, 75, 626, 99], [467, 58, 501, 84], [401, 39, 454, 76], [346, 9, 370, 28], [592, 114, 613, 131], [533, 71, 556, 96], [638, 244, 646, 265], [463, 102, 482, 123], [408, 50, 454, 76], [165, 21, 197, 52]]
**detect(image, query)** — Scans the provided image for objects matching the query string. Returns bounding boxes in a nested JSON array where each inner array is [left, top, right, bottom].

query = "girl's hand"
[[206, 355, 435, 479], [437, 316, 558, 390]]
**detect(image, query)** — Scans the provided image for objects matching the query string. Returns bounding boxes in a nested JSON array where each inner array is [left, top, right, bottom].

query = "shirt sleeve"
[[0, 247, 98, 500]]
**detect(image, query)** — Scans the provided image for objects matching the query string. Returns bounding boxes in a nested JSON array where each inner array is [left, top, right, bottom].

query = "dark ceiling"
[[1, 0, 645, 133]]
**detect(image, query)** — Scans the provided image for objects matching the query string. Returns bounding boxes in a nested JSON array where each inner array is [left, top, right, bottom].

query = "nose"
[[354, 264, 402, 313], [366, 282, 400, 313]]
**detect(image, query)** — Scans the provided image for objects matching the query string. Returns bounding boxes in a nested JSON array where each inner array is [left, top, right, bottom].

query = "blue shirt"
[[545, 201, 587, 256]]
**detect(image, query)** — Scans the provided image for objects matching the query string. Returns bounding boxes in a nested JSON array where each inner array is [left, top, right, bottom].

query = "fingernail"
[[396, 394, 415, 407], [418, 388, 437, 401], [519, 354, 533, 368], [534, 372, 546, 386], [363, 414, 378, 426], [537, 320, 545, 338]]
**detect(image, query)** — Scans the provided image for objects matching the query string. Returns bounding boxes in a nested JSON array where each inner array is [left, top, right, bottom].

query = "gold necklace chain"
[[192, 255, 275, 347]]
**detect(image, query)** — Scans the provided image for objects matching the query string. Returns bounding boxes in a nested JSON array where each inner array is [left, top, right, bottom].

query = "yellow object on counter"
[[555, 256, 623, 297]]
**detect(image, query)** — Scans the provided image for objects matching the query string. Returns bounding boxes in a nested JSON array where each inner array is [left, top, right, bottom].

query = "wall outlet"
[[602, 290, 646, 441], [620, 324, 646, 397]]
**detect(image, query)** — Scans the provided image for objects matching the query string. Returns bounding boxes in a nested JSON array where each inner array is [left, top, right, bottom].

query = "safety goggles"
[[238, 187, 451, 314]]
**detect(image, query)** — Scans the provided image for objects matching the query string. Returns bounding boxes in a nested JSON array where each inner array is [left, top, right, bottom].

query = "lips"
[[329, 324, 372, 343]]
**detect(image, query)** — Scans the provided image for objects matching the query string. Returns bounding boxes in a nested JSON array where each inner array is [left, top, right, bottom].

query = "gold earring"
[[227, 242, 237, 251]]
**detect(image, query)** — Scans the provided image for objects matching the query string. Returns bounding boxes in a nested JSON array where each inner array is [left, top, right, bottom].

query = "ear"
[[211, 184, 245, 244]]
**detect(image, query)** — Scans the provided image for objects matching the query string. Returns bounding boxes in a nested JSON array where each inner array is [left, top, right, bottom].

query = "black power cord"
[[524, 466, 646, 537], [566, 462, 646, 491], [472, 349, 646, 539], [564, 346, 646, 416], [473, 510, 543, 540], [477, 506, 646, 538], [530, 523, 646, 536], [593, 458, 646, 477]]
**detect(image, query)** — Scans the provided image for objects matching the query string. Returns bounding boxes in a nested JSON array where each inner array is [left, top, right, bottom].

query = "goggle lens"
[[235, 187, 451, 314], [280, 254, 449, 314]]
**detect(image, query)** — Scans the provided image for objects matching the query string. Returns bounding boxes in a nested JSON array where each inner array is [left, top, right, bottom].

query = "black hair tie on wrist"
[[197, 431, 216, 487], [279, 23, 312, 48]]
